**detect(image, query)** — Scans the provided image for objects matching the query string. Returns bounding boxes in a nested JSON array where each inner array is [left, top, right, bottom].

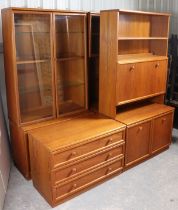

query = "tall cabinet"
[[2, 8, 88, 179], [99, 10, 174, 168]]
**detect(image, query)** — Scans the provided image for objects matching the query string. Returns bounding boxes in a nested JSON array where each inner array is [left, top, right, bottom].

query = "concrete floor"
[[3, 129, 178, 210]]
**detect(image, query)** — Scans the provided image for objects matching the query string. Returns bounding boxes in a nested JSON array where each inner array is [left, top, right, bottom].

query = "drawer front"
[[52, 131, 124, 168], [152, 112, 173, 153], [52, 143, 125, 185], [53, 158, 124, 202], [116, 62, 153, 105], [125, 121, 151, 166]]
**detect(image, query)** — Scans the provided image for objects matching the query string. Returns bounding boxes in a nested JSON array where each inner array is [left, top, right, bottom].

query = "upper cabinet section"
[[2, 8, 87, 125], [99, 10, 170, 119], [54, 14, 87, 116], [118, 13, 169, 38]]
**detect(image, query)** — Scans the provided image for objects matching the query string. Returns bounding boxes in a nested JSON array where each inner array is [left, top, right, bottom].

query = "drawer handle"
[[106, 138, 113, 145], [129, 66, 135, 71], [155, 63, 160, 68], [68, 151, 77, 160], [106, 152, 113, 161], [69, 183, 77, 192], [138, 126, 143, 132], [68, 168, 77, 177], [106, 167, 112, 175]]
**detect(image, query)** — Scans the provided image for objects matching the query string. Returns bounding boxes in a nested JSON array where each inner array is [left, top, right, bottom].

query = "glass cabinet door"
[[55, 14, 86, 115], [14, 13, 54, 123]]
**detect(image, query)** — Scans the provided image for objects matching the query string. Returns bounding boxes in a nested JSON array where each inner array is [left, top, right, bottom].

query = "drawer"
[[53, 157, 124, 202], [52, 131, 124, 168], [51, 142, 125, 185]]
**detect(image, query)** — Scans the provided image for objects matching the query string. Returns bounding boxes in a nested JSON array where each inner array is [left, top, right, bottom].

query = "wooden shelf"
[[116, 103, 174, 126], [118, 37, 168, 40], [57, 56, 84, 62], [17, 59, 50, 65], [21, 106, 53, 123], [58, 81, 84, 88], [118, 53, 167, 64]]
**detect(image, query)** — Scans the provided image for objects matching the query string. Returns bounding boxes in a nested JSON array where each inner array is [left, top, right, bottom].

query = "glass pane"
[[55, 15, 86, 115], [14, 14, 53, 123]]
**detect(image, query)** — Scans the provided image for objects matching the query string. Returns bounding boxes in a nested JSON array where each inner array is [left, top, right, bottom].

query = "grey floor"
[[3, 129, 178, 210]]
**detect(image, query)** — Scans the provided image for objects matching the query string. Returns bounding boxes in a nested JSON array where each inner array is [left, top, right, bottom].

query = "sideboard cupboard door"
[[152, 60, 168, 94], [14, 13, 55, 123], [125, 121, 151, 166], [54, 14, 87, 116], [152, 113, 173, 154]]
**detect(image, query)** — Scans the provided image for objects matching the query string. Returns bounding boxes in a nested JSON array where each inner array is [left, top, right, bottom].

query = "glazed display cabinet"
[[2, 8, 88, 178]]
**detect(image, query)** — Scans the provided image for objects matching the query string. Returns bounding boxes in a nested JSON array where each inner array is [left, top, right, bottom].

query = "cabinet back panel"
[[118, 40, 149, 55]]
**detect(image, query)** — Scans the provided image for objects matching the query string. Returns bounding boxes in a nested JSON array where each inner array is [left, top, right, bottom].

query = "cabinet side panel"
[[29, 135, 52, 205], [9, 122, 30, 179], [99, 11, 118, 118], [2, 10, 20, 124]]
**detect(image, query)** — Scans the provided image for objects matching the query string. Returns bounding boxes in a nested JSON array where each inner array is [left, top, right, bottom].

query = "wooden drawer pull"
[[138, 126, 143, 132], [106, 167, 112, 175], [129, 66, 135, 71], [162, 118, 166, 123], [106, 138, 113, 145], [155, 63, 160, 68], [69, 183, 77, 192], [106, 152, 113, 160], [68, 151, 77, 160], [68, 167, 77, 177]]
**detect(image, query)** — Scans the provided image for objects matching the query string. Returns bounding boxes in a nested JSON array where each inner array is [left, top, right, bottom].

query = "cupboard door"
[[152, 113, 173, 153], [54, 14, 87, 116], [14, 13, 54, 123], [125, 121, 151, 166], [116, 63, 152, 105], [152, 60, 168, 94]]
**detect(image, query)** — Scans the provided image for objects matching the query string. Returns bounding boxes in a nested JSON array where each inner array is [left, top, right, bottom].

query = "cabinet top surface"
[[116, 103, 174, 125], [101, 9, 171, 16], [2, 7, 87, 15], [29, 112, 125, 151]]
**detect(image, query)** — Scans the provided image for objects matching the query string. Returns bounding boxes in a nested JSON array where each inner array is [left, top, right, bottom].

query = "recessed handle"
[[129, 66, 135, 71]]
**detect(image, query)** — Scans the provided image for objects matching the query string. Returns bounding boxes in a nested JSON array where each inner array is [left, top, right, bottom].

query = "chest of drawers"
[[29, 113, 126, 206]]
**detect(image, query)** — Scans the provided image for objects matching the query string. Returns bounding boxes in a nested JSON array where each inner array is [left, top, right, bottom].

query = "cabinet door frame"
[[53, 12, 88, 117], [125, 119, 152, 168], [151, 111, 174, 154], [12, 10, 56, 125]]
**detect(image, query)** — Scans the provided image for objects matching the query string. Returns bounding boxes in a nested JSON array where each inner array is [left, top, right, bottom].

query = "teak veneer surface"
[[116, 103, 174, 126], [29, 112, 125, 151], [118, 53, 167, 64]]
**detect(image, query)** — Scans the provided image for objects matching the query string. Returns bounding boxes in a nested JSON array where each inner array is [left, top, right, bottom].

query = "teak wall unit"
[[99, 9, 170, 118], [2, 8, 88, 178], [99, 9, 174, 168], [29, 112, 126, 206]]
